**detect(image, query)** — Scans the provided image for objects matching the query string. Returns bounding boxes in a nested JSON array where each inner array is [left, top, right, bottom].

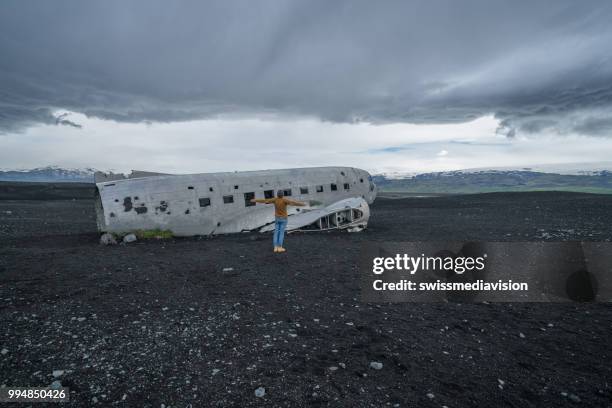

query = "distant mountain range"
[[373, 170, 612, 194], [0, 166, 95, 183], [375, 161, 612, 179], [2, 164, 612, 194]]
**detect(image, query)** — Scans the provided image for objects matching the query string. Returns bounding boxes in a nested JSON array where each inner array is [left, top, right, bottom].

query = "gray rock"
[[0, 348, 8, 355], [369, 361, 383, 370], [52, 370, 65, 378], [50, 380, 62, 390], [123, 233, 137, 243], [99, 233, 117, 245], [255, 387, 266, 398]]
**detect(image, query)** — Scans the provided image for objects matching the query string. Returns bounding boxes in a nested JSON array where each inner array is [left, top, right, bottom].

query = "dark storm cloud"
[[2, 0, 612, 135]]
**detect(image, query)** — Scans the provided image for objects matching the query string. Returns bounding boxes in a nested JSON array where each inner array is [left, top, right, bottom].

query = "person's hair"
[[276, 190, 284, 198]]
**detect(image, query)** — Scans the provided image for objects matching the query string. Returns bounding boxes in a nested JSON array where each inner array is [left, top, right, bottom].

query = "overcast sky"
[[1, 0, 612, 174]]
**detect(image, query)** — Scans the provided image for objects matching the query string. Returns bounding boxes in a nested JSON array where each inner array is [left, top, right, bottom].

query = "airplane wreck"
[[94, 167, 377, 236]]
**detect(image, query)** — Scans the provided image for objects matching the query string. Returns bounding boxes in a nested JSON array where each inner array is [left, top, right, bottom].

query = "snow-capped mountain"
[[372, 162, 612, 179], [449, 162, 612, 176], [0, 166, 96, 182], [372, 162, 612, 193]]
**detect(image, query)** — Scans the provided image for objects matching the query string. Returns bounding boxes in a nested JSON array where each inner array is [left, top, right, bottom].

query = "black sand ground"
[[1, 189, 611, 407]]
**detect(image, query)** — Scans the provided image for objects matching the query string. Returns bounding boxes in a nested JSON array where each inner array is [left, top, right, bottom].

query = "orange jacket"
[[254, 197, 305, 218]]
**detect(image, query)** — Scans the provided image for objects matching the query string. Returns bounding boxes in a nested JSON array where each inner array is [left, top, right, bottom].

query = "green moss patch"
[[134, 229, 173, 239]]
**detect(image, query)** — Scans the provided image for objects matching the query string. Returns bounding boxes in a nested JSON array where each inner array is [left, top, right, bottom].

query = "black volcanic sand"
[[1, 191, 612, 407]]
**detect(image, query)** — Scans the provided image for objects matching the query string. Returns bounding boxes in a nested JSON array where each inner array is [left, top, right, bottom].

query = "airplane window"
[[188, 186, 194, 190], [343, 183, 350, 190], [209, 187, 214, 192], [316, 185, 324, 192], [283, 189, 292, 196], [341, 171, 345, 176], [223, 195, 234, 204], [300, 187, 309, 194], [234, 185, 239, 190], [199, 198, 211, 207], [244, 192, 255, 207], [264, 189, 274, 199], [331, 183, 337, 191], [360, 178, 364, 183]]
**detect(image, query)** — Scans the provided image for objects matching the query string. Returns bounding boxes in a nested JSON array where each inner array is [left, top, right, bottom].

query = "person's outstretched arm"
[[251, 198, 275, 204], [284, 198, 306, 206]]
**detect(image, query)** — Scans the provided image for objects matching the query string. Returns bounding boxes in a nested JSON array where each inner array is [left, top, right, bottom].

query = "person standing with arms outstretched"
[[251, 190, 306, 252]]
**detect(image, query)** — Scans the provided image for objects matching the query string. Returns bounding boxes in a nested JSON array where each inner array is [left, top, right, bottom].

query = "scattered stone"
[[0, 348, 8, 355], [212, 369, 220, 376], [123, 233, 137, 243], [426, 393, 435, 399], [52, 370, 65, 378], [255, 387, 266, 398], [339, 363, 346, 369], [77, 317, 86, 322], [92, 396, 99, 403], [519, 332, 526, 338], [329, 366, 338, 371], [99, 233, 117, 245], [50, 380, 62, 390], [369, 361, 383, 370], [568, 393, 581, 403], [222, 267, 234, 272]]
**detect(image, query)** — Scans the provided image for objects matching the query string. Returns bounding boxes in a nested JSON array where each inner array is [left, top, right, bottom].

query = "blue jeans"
[[273, 217, 288, 247]]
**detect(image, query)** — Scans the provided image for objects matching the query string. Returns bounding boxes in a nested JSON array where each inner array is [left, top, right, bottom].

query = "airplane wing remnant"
[[259, 197, 370, 233]]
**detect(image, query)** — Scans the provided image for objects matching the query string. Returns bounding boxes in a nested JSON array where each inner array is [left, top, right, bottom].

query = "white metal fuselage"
[[94, 166, 377, 236]]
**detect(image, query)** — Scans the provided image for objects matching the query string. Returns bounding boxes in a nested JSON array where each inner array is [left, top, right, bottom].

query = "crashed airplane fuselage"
[[94, 167, 377, 236]]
